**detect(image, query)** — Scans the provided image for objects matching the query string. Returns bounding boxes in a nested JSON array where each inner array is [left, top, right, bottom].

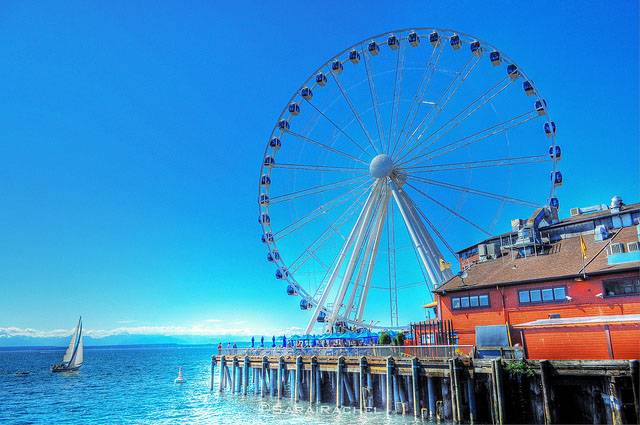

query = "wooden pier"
[[211, 350, 639, 424]]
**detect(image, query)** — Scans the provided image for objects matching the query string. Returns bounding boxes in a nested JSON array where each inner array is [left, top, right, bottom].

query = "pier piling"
[[243, 356, 249, 395], [218, 355, 225, 392], [386, 357, 393, 414], [412, 357, 420, 417], [210, 356, 216, 391]]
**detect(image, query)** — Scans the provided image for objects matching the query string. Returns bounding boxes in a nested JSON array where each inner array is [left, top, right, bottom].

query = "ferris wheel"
[[258, 28, 561, 334]]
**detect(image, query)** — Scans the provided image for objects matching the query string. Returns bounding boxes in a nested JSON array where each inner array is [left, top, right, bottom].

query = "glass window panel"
[[519, 291, 530, 303], [470, 296, 479, 307], [461, 297, 470, 308], [542, 288, 554, 301], [530, 290, 542, 302], [479, 295, 489, 306], [452, 298, 460, 309], [553, 287, 566, 300]]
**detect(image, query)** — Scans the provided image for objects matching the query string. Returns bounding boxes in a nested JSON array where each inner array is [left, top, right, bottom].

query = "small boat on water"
[[51, 317, 83, 372], [175, 367, 186, 384]]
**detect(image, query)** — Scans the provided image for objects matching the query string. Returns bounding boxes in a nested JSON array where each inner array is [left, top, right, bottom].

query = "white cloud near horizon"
[[0, 323, 304, 339]]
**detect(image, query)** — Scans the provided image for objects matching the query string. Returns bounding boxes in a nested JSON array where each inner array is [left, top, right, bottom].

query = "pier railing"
[[218, 344, 473, 359]]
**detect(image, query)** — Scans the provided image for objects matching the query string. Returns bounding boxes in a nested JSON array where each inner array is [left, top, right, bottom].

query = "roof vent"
[[571, 204, 609, 216], [610, 195, 623, 213]]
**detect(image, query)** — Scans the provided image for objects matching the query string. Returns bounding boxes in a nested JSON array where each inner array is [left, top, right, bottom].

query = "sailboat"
[[52, 317, 83, 372]]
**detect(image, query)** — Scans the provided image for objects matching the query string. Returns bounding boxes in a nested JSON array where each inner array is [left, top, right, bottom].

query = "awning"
[[422, 301, 437, 309]]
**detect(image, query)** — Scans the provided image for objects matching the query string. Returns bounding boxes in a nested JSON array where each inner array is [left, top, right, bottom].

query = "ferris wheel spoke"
[[396, 75, 514, 164], [272, 162, 368, 173], [302, 98, 370, 156], [329, 71, 379, 154], [399, 109, 539, 167], [327, 182, 385, 327], [269, 175, 368, 205], [304, 183, 381, 334], [355, 184, 390, 322], [286, 130, 369, 165], [411, 175, 540, 208], [409, 196, 457, 257], [394, 53, 481, 159], [386, 190, 398, 326], [387, 43, 406, 152], [273, 179, 371, 239], [361, 45, 386, 153], [404, 154, 550, 174], [391, 43, 445, 157], [288, 188, 371, 275], [405, 181, 493, 237]]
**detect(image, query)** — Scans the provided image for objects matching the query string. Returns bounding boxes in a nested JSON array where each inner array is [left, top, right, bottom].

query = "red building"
[[431, 198, 640, 360]]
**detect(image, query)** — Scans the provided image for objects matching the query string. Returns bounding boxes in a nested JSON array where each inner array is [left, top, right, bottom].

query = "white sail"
[[70, 332, 83, 368], [62, 318, 81, 364]]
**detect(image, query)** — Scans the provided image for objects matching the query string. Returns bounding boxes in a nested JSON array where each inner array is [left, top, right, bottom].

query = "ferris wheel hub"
[[369, 154, 394, 178]]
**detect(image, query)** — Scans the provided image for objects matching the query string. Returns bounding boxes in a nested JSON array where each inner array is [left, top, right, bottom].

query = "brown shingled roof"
[[436, 225, 640, 293]]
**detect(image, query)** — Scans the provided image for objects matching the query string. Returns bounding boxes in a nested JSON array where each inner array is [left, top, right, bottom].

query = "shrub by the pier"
[[378, 331, 391, 345]]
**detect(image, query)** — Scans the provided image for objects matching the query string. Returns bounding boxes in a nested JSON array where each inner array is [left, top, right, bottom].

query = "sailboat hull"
[[51, 363, 81, 372]]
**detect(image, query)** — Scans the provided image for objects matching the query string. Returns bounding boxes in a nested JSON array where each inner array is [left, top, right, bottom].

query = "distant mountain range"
[[0, 334, 249, 348]]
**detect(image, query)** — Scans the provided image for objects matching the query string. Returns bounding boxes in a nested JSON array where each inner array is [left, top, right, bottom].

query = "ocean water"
[[1, 345, 434, 424]]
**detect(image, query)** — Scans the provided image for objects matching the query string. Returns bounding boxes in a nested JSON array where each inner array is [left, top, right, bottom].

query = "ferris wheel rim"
[[257, 27, 560, 330]]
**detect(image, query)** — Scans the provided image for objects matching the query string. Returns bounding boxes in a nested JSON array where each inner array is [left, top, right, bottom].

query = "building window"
[[451, 294, 490, 310], [603, 277, 640, 298], [519, 286, 566, 304]]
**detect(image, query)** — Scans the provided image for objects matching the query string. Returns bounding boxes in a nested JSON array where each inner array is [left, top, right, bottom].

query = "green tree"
[[378, 331, 391, 345], [392, 332, 406, 346]]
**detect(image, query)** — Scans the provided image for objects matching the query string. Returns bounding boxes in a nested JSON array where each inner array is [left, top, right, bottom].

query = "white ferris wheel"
[[258, 28, 561, 334]]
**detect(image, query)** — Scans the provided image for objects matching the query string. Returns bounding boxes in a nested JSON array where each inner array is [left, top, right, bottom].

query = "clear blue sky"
[[0, 1, 637, 338]]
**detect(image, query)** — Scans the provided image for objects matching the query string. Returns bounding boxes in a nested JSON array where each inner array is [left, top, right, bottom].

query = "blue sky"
[[0, 1, 637, 341]]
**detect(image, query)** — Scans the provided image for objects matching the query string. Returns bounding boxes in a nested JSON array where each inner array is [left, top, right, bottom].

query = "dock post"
[[608, 377, 624, 425], [218, 355, 225, 392], [630, 360, 639, 423], [270, 367, 276, 397], [277, 357, 284, 398], [539, 360, 554, 424], [210, 356, 216, 391], [310, 356, 318, 404], [366, 366, 373, 409], [254, 367, 260, 395], [343, 370, 355, 405], [231, 357, 237, 394], [261, 357, 268, 397], [336, 356, 344, 408], [442, 376, 452, 420], [295, 355, 302, 402], [243, 356, 249, 395], [491, 359, 505, 425], [467, 372, 477, 424], [412, 357, 420, 417], [451, 358, 463, 422], [386, 357, 394, 414], [315, 366, 322, 404], [359, 357, 367, 411], [427, 376, 436, 418]]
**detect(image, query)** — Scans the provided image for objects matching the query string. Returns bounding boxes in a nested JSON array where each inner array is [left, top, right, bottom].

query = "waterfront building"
[[422, 197, 640, 359]]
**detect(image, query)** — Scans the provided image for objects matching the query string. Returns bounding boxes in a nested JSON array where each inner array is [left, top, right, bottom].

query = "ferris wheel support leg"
[[343, 186, 390, 322], [389, 181, 442, 289], [398, 189, 453, 283], [304, 184, 378, 335], [355, 188, 391, 322], [327, 183, 382, 328]]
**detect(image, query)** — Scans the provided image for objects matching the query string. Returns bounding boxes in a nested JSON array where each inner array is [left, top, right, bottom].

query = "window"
[[451, 294, 491, 310], [603, 277, 640, 298], [519, 286, 567, 304]]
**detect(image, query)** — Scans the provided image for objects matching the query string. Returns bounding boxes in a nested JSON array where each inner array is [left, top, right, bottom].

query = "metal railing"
[[217, 344, 474, 359]]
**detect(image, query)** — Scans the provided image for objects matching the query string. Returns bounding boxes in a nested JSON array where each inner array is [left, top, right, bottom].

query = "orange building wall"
[[437, 270, 640, 348], [521, 324, 640, 360]]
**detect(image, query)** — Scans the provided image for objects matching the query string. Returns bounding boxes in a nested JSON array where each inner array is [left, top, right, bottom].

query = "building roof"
[[514, 314, 640, 328], [542, 202, 640, 229], [455, 202, 640, 254], [436, 225, 640, 293]]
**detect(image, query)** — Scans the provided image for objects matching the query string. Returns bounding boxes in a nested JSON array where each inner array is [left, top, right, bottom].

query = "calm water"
[[1, 345, 433, 424]]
